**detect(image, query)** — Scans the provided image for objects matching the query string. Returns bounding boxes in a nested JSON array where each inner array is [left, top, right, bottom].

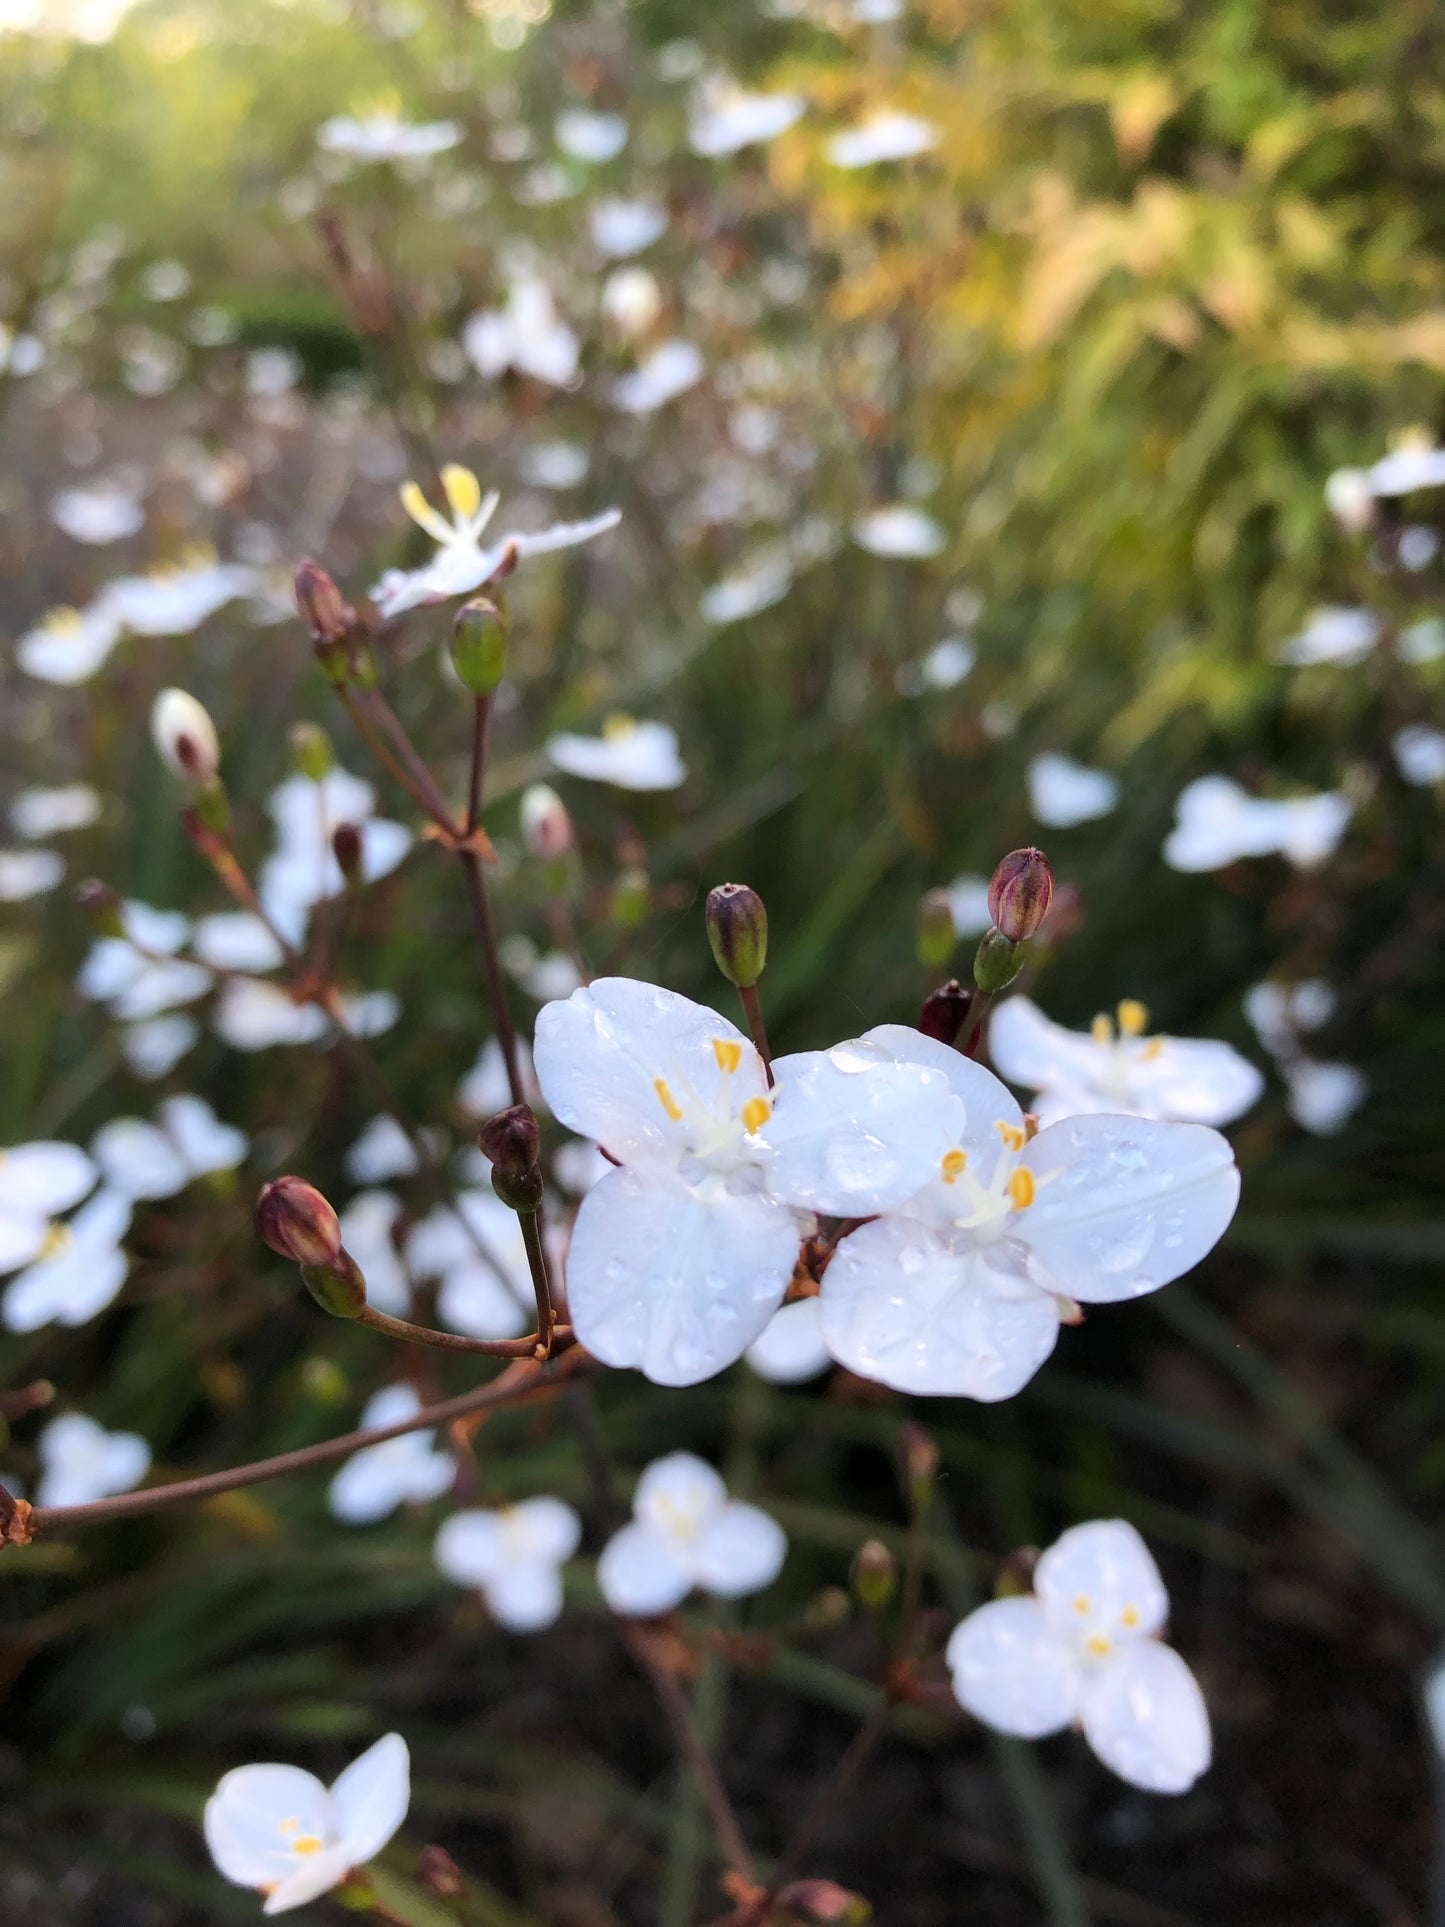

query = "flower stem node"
[[705, 881, 769, 988], [477, 1104, 544, 1213], [850, 1537, 897, 1613], [973, 927, 1024, 993], [987, 847, 1055, 943], [917, 979, 972, 1045], [289, 721, 335, 783], [450, 595, 508, 697], [256, 1175, 345, 1269], [916, 889, 956, 970]]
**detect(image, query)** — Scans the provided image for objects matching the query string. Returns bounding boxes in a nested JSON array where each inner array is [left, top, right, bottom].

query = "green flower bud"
[[850, 1538, 897, 1614], [973, 927, 1023, 993], [705, 882, 768, 988], [916, 888, 956, 970], [289, 721, 335, 783], [451, 596, 508, 697], [299, 1253, 367, 1320]]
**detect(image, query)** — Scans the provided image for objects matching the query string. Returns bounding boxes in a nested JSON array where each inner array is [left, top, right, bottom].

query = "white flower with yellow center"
[[204, 1732, 410, 1915], [819, 1027, 1240, 1400], [0, 1141, 98, 1274], [1164, 775, 1352, 872], [435, 1497, 582, 1631], [2, 1187, 133, 1332], [371, 462, 620, 618], [989, 997, 1263, 1131], [534, 979, 964, 1386], [597, 1452, 785, 1616], [947, 1519, 1211, 1794], [546, 714, 686, 791], [105, 548, 255, 637], [15, 600, 124, 685]]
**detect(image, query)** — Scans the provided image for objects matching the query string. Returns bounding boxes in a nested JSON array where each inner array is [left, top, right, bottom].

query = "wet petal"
[[597, 1520, 693, 1616], [693, 1502, 787, 1598], [946, 1597, 1082, 1738], [1035, 1519, 1168, 1643], [1080, 1642, 1211, 1794]]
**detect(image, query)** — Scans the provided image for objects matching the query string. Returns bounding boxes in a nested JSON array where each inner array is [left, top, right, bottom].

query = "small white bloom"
[[1367, 439, 1445, 496], [920, 637, 975, 689], [462, 278, 580, 387], [328, 1387, 455, 1524], [745, 1297, 832, 1385], [2, 1188, 133, 1331], [947, 1519, 1210, 1794], [318, 109, 462, 160], [212, 979, 330, 1052], [51, 481, 145, 545], [1400, 618, 1445, 663], [1242, 978, 1334, 1058], [204, 1731, 410, 1915], [106, 554, 255, 637], [601, 266, 663, 337], [598, 1452, 786, 1614], [556, 108, 628, 162], [827, 111, 937, 168], [337, 989, 402, 1038], [121, 1013, 199, 1081], [700, 549, 793, 625], [458, 1035, 541, 1116], [337, 1191, 410, 1316], [0, 1140, 98, 1273], [192, 911, 285, 973], [15, 601, 124, 685], [989, 997, 1263, 1131], [259, 769, 413, 940], [11, 784, 101, 838], [92, 1095, 247, 1201], [151, 687, 221, 783], [518, 441, 590, 490], [547, 715, 687, 791], [76, 901, 213, 1021], [0, 848, 65, 900], [1028, 753, 1119, 828], [589, 196, 668, 257], [1273, 606, 1380, 667], [344, 1115, 418, 1186], [852, 504, 946, 558], [1399, 525, 1439, 571], [1323, 467, 1375, 531], [689, 82, 805, 156], [1164, 776, 1352, 871], [435, 1497, 582, 1630], [35, 1411, 150, 1508], [945, 875, 994, 938], [1393, 724, 1445, 787], [1283, 1058, 1367, 1135], [611, 339, 704, 413]]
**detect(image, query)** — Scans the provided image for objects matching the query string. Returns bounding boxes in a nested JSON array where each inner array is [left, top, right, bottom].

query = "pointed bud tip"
[[255, 1175, 343, 1269], [705, 881, 768, 987], [294, 558, 349, 643]]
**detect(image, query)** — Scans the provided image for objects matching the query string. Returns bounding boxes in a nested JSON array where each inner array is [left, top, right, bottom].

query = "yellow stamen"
[[1091, 1013, 1114, 1046], [994, 1120, 1026, 1152], [44, 607, 84, 633], [602, 712, 637, 741], [940, 1148, 967, 1183], [1007, 1168, 1035, 1210], [711, 1037, 742, 1074], [1117, 999, 1148, 1037], [654, 1078, 683, 1122], [1122, 1604, 1139, 1628], [441, 462, 483, 521], [1141, 1038, 1164, 1062], [1072, 1595, 1090, 1614], [279, 1818, 300, 1834], [291, 1835, 324, 1857], [1086, 1633, 1111, 1657], [39, 1222, 72, 1261], [741, 1096, 771, 1134]]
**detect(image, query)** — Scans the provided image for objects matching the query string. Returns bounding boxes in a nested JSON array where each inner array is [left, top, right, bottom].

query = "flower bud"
[[973, 927, 1023, 994], [519, 783, 573, 861], [799, 1585, 852, 1636], [256, 1176, 343, 1269], [850, 1538, 897, 1614], [151, 688, 220, 785], [478, 1104, 544, 1213], [611, 866, 650, 929], [705, 882, 768, 988], [289, 721, 335, 783], [897, 1421, 939, 1499], [75, 877, 125, 939], [916, 888, 955, 970], [294, 558, 349, 645], [299, 1251, 368, 1320], [916, 979, 971, 1045], [332, 821, 363, 884], [416, 1847, 465, 1902], [450, 596, 508, 697], [987, 847, 1054, 944]]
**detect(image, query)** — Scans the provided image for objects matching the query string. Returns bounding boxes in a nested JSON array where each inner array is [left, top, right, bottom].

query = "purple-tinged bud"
[[705, 881, 768, 988], [850, 1538, 897, 1613], [916, 888, 956, 970], [151, 688, 220, 786], [973, 927, 1023, 994], [917, 979, 971, 1045], [994, 1545, 1040, 1599], [416, 1847, 465, 1902], [294, 558, 349, 645], [289, 721, 334, 783], [331, 821, 363, 884], [256, 1176, 343, 1269], [519, 783, 573, 861], [450, 596, 508, 696], [987, 847, 1054, 944], [477, 1104, 543, 1213], [75, 877, 125, 939]]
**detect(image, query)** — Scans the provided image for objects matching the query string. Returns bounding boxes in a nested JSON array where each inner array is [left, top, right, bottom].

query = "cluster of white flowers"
[[1243, 979, 1367, 1135], [1164, 775, 1352, 872], [17, 551, 257, 686]]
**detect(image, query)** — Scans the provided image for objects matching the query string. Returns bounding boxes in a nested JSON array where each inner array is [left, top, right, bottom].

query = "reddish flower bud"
[[416, 1847, 465, 1901], [478, 1104, 543, 1213], [294, 558, 349, 645], [705, 881, 768, 988], [987, 847, 1054, 944], [917, 979, 971, 1045], [256, 1176, 343, 1269], [331, 821, 363, 883]]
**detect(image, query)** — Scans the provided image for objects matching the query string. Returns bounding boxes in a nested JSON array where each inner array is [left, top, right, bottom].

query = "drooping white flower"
[[204, 1732, 410, 1915], [597, 1452, 786, 1614], [611, 339, 704, 413], [0, 848, 65, 901], [344, 1115, 418, 1186], [34, 1411, 151, 1508], [462, 279, 580, 387], [827, 111, 937, 168], [2, 1188, 133, 1331], [533, 979, 965, 1385], [105, 552, 255, 636], [1393, 723, 1445, 787], [435, 1497, 582, 1630], [92, 1095, 247, 1201], [327, 1387, 455, 1525], [818, 1027, 1239, 1400], [0, 1140, 97, 1273], [10, 784, 102, 838], [318, 110, 461, 161], [15, 601, 124, 685], [1027, 753, 1119, 828], [947, 1519, 1210, 1794], [1272, 606, 1380, 667], [546, 716, 687, 791], [336, 1191, 410, 1316], [556, 108, 628, 162], [404, 1192, 534, 1341], [852, 504, 946, 558], [589, 196, 668, 257], [370, 461, 619, 618], [745, 1297, 832, 1384], [989, 997, 1263, 1131], [1164, 776, 1352, 872], [50, 481, 145, 545]]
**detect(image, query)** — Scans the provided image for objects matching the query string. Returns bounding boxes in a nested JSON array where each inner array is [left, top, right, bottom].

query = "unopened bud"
[[289, 721, 335, 783], [294, 558, 349, 645], [450, 596, 508, 697], [995, 1545, 1040, 1599], [519, 783, 573, 861], [256, 1176, 343, 1269], [478, 1104, 544, 1213], [299, 1251, 367, 1320], [850, 1538, 897, 1613], [611, 866, 650, 929], [332, 821, 363, 884], [416, 1847, 465, 1901], [705, 881, 768, 988], [75, 877, 125, 938], [917, 979, 971, 1045], [897, 1421, 939, 1498], [987, 848, 1054, 943], [973, 927, 1023, 994], [776, 1880, 872, 1925], [151, 687, 220, 785], [799, 1585, 852, 1636], [916, 889, 955, 970]]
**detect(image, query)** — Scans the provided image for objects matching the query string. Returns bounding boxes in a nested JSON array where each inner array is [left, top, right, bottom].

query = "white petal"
[[485, 1560, 566, 1631], [158, 1094, 247, 1176], [1035, 1519, 1168, 1642], [693, 1502, 787, 1598], [330, 1732, 410, 1866], [946, 1597, 1083, 1737], [512, 1496, 583, 1564], [4, 1229, 129, 1330], [1080, 1643, 1211, 1793], [851, 1021, 1024, 1214], [1127, 1037, 1264, 1126], [988, 999, 1105, 1093], [0, 1214, 46, 1273], [564, 1166, 797, 1386], [435, 1509, 506, 1584], [1019, 1117, 1239, 1304], [851, 504, 946, 558], [344, 1115, 418, 1186], [10, 783, 102, 838], [213, 979, 330, 1050], [1028, 754, 1118, 827], [745, 1297, 832, 1384], [820, 1218, 1059, 1399], [91, 1119, 190, 1200], [597, 1520, 694, 1616], [546, 721, 686, 790], [204, 1764, 334, 1887], [110, 957, 212, 1021], [634, 1452, 727, 1536], [263, 1843, 355, 1914], [0, 1141, 96, 1217], [121, 1014, 199, 1080], [192, 911, 285, 971], [437, 1263, 529, 1339], [0, 848, 64, 900]]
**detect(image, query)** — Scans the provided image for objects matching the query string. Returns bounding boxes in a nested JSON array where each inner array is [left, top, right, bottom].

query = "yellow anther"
[[45, 607, 84, 633], [441, 462, 482, 521], [1007, 1167, 1036, 1210], [1141, 1038, 1164, 1062], [279, 1818, 300, 1834], [1122, 1604, 1140, 1628], [1117, 999, 1148, 1037], [1086, 1633, 1111, 1658], [1072, 1595, 1090, 1614], [39, 1222, 72, 1261], [1091, 1013, 1114, 1046], [994, 1120, 1026, 1153], [602, 712, 637, 741], [940, 1148, 968, 1183], [291, 1835, 324, 1857], [741, 1096, 771, 1134], [654, 1078, 683, 1122], [712, 1037, 742, 1074]]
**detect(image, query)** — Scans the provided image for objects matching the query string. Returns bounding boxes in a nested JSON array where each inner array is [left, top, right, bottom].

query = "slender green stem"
[[957, 986, 993, 1057], [355, 1302, 568, 1358], [517, 1209, 556, 1357], [738, 982, 773, 1086]]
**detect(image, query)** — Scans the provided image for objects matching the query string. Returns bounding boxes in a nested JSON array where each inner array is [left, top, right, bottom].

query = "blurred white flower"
[[192, 911, 285, 973], [1323, 467, 1375, 531], [11, 784, 101, 838], [204, 1732, 410, 1915], [106, 552, 255, 637], [92, 1095, 247, 1201], [1164, 776, 1352, 871], [1027, 753, 1119, 828], [0, 848, 65, 901], [318, 110, 462, 160], [897, 636, 975, 695], [435, 1497, 582, 1630], [947, 1519, 1210, 1794], [259, 769, 412, 942], [328, 1386, 454, 1524], [141, 259, 190, 302], [0, 1140, 97, 1273], [852, 504, 946, 558], [745, 1297, 832, 1384], [689, 81, 805, 156], [700, 549, 793, 625], [77, 901, 211, 1022], [50, 481, 144, 545], [553, 1138, 609, 1196], [547, 716, 687, 791], [1367, 438, 1445, 496], [990, 992, 1263, 1129], [1393, 723, 1445, 786], [212, 979, 329, 1052], [827, 111, 937, 168], [598, 1452, 786, 1614], [338, 989, 402, 1038], [1399, 525, 1439, 571], [589, 196, 668, 257], [945, 875, 995, 938], [601, 266, 663, 337], [405, 1191, 533, 1340], [121, 1013, 199, 1081], [1400, 618, 1445, 663], [463, 278, 579, 386], [1242, 978, 1335, 1059], [611, 339, 704, 413], [556, 108, 628, 162], [337, 1190, 410, 1316], [1273, 606, 1380, 667], [2, 1188, 132, 1331], [1283, 1059, 1367, 1135], [34, 1411, 150, 1508], [458, 1035, 540, 1116], [15, 601, 124, 685], [344, 1115, 418, 1186], [518, 441, 589, 490]]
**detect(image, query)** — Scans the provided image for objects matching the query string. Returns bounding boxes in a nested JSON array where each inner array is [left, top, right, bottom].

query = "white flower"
[[337, 1191, 410, 1316], [0, 848, 65, 900], [745, 1297, 831, 1384], [2, 1188, 133, 1331], [11, 784, 101, 838], [370, 461, 619, 619], [336, 989, 401, 1038], [919, 637, 975, 690], [1323, 467, 1375, 530], [689, 82, 805, 156], [1273, 606, 1380, 667], [597, 1452, 786, 1614], [1367, 439, 1445, 496], [404, 1192, 533, 1340], [151, 687, 220, 783], [92, 1096, 247, 1201], [533, 979, 965, 1385], [192, 911, 286, 972], [852, 504, 946, 558], [611, 339, 704, 413], [945, 875, 994, 938], [458, 1035, 540, 1115], [601, 266, 663, 337], [435, 1497, 582, 1630], [700, 549, 793, 625], [547, 716, 686, 791], [989, 997, 1263, 1130], [318, 109, 462, 159], [34, 1412, 150, 1508], [1283, 1059, 1367, 1135], [462, 278, 580, 387], [556, 108, 627, 162], [827, 111, 937, 168], [0, 1140, 97, 1272], [1393, 724, 1445, 787], [258, 768, 412, 941], [1164, 776, 1352, 871], [946, 1519, 1210, 1794], [1241, 977, 1334, 1058], [818, 1026, 1239, 1400], [121, 1013, 199, 1080], [76, 898, 203, 1020], [212, 979, 330, 1051], [328, 1387, 454, 1524], [1028, 753, 1119, 828], [344, 1115, 418, 1186], [106, 553, 255, 636], [51, 481, 145, 545], [589, 196, 667, 257], [518, 441, 589, 490], [15, 600, 124, 685], [1400, 618, 1445, 663], [204, 1732, 410, 1916]]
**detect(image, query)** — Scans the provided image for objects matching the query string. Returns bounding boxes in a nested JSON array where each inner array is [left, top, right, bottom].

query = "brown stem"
[[465, 693, 489, 837], [337, 686, 453, 832], [355, 1302, 570, 1359], [359, 685, 455, 829], [737, 982, 773, 1087], [517, 1209, 556, 1358], [459, 850, 526, 1109], [753, 1701, 890, 1909]]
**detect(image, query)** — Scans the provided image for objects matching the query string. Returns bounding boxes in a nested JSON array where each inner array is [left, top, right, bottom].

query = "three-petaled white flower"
[[2, 1187, 133, 1332], [327, 1386, 455, 1524], [989, 997, 1263, 1131], [92, 1095, 248, 1201], [533, 978, 965, 1386], [546, 715, 687, 791], [435, 1497, 582, 1631], [371, 462, 620, 618], [819, 1027, 1239, 1400], [1027, 753, 1119, 828], [1164, 776, 1352, 872], [33, 1411, 151, 1508], [0, 1140, 97, 1272], [597, 1453, 786, 1616], [947, 1519, 1210, 1795], [204, 1732, 410, 1915]]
